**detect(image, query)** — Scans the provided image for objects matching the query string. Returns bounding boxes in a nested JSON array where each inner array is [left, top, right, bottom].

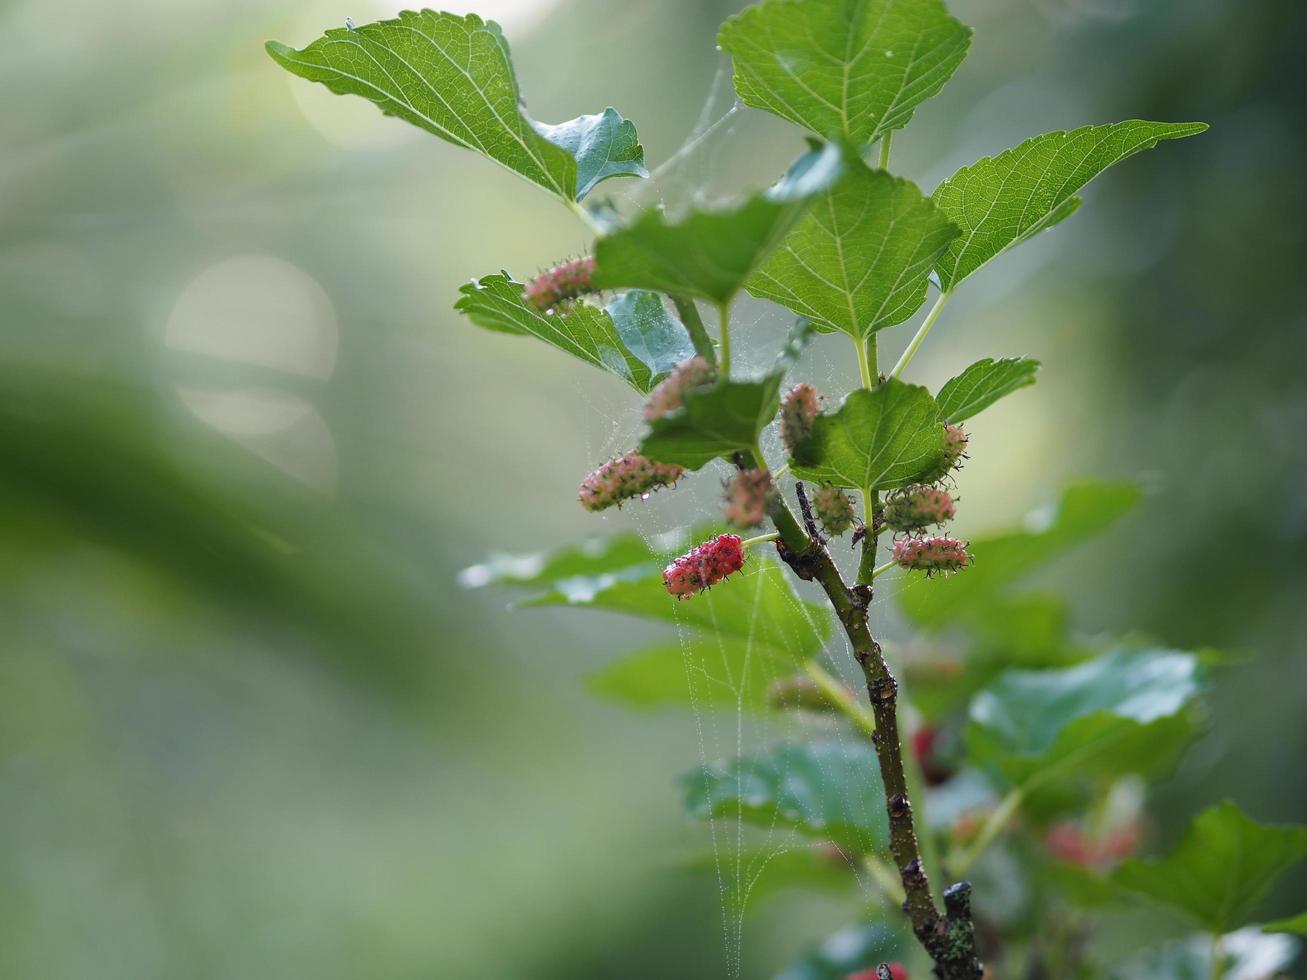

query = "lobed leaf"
[[455, 273, 693, 394], [966, 647, 1207, 789], [932, 120, 1209, 289], [640, 375, 784, 470], [936, 356, 1040, 423], [718, 0, 971, 146], [267, 11, 645, 201], [747, 158, 960, 337], [592, 144, 845, 305], [790, 378, 944, 490], [1111, 802, 1307, 933], [681, 740, 889, 852]]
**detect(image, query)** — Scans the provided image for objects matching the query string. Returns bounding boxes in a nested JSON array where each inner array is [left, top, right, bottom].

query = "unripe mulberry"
[[892, 536, 970, 575], [644, 356, 714, 421], [578, 451, 683, 512], [723, 468, 773, 528], [664, 534, 745, 598], [781, 383, 821, 454], [920, 423, 969, 483], [883, 486, 956, 531], [523, 256, 596, 310], [813, 484, 856, 536]]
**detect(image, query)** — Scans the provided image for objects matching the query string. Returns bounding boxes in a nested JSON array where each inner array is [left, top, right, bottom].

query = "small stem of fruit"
[[717, 301, 732, 380], [872, 559, 896, 578], [803, 658, 876, 737], [879, 132, 893, 171], [672, 295, 718, 369], [741, 531, 779, 550], [953, 787, 1024, 876]]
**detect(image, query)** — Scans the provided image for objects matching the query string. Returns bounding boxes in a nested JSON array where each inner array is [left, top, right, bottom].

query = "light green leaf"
[[684, 847, 859, 920], [526, 557, 832, 656], [932, 120, 1208, 289], [776, 923, 904, 980], [936, 356, 1040, 423], [589, 637, 800, 713], [531, 107, 647, 199], [717, 0, 972, 146], [1111, 928, 1300, 980], [899, 482, 1142, 629], [267, 12, 645, 201], [457, 530, 664, 590], [1265, 912, 1307, 936], [682, 740, 889, 851], [747, 159, 959, 337], [592, 144, 844, 305], [454, 273, 692, 393], [790, 378, 944, 490], [967, 648, 1207, 789], [1112, 802, 1307, 933]]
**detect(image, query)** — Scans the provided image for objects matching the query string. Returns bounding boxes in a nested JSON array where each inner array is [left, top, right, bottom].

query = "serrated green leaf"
[[589, 637, 798, 713], [967, 648, 1207, 789], [531, 107, 648, 200], [1111, 802, 1307, 933], [682, 740, 889, 851], [790, 378, 944, 490], [1265, 912, 1307, 936], [899, 482, 1142, 629], [640, 375, 783, 469], [718, 0, 971, 146], [747, 158, 959, 337], [267, 12, 645, 202], [454, 274, 692, 394], [526, 557, 832, 655], [936, 356, 1040, 423], [1110, 928, 1301, 980], [592, 144, 844, 305], [932, 120, 1208, 289]]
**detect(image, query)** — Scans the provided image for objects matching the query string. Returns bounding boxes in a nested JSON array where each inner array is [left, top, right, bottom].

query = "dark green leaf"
[[1111, 802, 1307, 933], [455, 273, 692, 393], [592, 144, 844, 305], [791, 379, 944, 490], [936, 357, 1040, 423], [718, 0, 971, 146], [640, 375, 784, 469], [267, 12, 645, 202], [748, 160, 959, 337], [967, 648, 1207, 788], [589, 637, 801, 713], [933, 120, 1209, 289], [1265, 912, 1307, 936], [457, 530, 663, 590], [531, 107, 647, 200], [899, 482, 1142, 629], [682, 740, 889, 851], [526, 557, 832, 655]]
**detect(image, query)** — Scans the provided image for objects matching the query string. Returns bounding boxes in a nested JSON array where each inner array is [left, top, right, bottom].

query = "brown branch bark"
[[767, 486, 984, 980]]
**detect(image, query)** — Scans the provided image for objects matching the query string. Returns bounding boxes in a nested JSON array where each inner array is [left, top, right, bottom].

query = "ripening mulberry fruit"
[[883, 485, 956, 531], [723, 468, 773, 528], [663, 534, 745, 598], [644, 356, 714, 421], [813, 484, 856, 536], [920, 422, 969, 483], [578, 451, 683, 512], [523, 256, 597, 310], [780, 383, 821, 454], [892, 535, 970, 575]]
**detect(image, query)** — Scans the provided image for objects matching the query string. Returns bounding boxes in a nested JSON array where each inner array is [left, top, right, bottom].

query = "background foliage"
[[1, 0, 1304, 977]]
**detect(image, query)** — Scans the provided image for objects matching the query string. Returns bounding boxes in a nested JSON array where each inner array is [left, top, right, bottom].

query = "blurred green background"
[[2, 0, 1304, 976]]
